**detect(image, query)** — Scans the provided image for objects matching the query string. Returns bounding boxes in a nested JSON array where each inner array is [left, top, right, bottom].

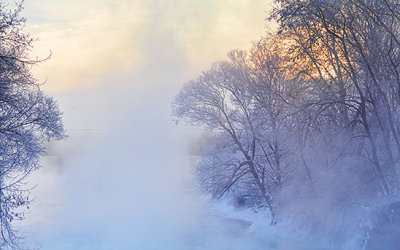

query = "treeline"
[[173, 0, 400, 248]]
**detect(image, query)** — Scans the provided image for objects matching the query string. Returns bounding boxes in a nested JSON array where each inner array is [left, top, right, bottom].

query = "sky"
[[14, 0, 278, 249], [24, 0, 272, 92]]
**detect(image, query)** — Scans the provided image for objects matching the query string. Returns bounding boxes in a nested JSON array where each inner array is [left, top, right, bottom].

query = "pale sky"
[[23, 0, 273, 92]]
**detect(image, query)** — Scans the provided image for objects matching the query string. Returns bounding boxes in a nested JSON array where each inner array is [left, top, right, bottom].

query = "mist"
[[7, 0, 399, 249], [20, 55, 294, 249]]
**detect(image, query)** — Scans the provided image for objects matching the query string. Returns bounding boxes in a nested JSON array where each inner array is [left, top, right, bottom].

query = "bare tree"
[[0, 2, 65, 248], [173, 1, 400, 246], [172, 46, 294, 223], [272, 0, 400, 197]]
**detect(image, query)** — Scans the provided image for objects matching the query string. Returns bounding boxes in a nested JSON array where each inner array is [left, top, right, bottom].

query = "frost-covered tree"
[[172, 47, 294, 223], [173, 0, 400, 247], [270, 0, 400, 246], [272, 0, 400, 198], [0, 2, 65, 248]]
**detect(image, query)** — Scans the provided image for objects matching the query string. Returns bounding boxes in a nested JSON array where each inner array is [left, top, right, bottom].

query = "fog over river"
[[13, 1, 304, 249]]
